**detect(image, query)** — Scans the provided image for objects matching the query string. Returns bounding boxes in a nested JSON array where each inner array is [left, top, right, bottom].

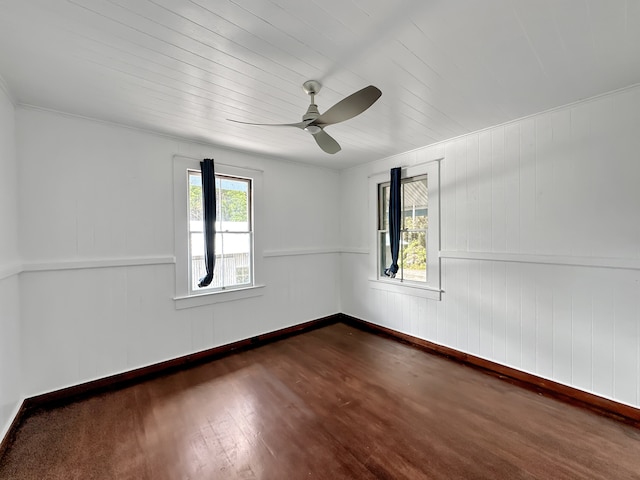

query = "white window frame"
[[368, 158, 442, 300], [173, 155, 264, 309]]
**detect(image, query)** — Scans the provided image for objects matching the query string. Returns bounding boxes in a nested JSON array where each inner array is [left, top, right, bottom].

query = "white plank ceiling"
[[0, 0, 639, 169]]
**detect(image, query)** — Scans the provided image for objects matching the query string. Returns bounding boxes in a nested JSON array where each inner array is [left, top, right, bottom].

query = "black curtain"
[[198, 159, 217, 287], [384, 167, 401, 278]]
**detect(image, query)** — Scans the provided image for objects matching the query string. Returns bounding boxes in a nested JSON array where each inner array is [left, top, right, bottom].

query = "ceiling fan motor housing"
[[303, 103, 320, 122]]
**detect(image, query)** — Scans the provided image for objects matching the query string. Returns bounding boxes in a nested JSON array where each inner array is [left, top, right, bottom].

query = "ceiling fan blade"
[[312, 129, 341, 154], [312, 85, 382, 127], [227, 119, 309, 129]]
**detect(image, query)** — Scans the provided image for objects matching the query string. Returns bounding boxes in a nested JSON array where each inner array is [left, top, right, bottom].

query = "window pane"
[[379, 183, 390, 230], [188, 172, 203, 222], [191, 173, 251, 233], [220, 233, 252, 287], [401, 230, 427, 282], [402, 177, 428, 230], [220, 176, 250, 232], [192, 233, 252, 290], [379, 231, 392, 277], [191, 233, 224, 290], [215, 177, 222, 230], [190, 230, 204, 290]]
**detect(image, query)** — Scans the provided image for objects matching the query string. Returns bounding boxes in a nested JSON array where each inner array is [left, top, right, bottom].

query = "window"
[[369, 159, 442, 300], [173, 156, 264, 308], [378, 175, 428, 283], [188, 171, 252, 292]]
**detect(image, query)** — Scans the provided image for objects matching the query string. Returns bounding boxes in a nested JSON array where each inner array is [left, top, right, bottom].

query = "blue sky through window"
[[189, 172, 247, 193]]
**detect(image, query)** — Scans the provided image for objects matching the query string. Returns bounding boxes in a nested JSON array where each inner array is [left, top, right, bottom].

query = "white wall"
[[341, 85, 640, 409], [17, 108, 341, 397], [0, 83, 22, 439]]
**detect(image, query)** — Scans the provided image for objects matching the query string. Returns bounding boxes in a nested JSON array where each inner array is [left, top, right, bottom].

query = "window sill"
[[368, 278, 442, 300], [174, 284, 265, 310]]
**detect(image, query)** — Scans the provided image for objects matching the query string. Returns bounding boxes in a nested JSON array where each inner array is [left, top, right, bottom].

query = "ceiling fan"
[[228, 80, 382, 154]]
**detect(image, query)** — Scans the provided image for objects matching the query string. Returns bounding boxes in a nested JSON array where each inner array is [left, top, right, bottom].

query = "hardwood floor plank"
[[1, 323, 639, 479]]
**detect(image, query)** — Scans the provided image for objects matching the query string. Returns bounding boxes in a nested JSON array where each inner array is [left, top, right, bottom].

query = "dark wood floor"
[[2, 323, 640, 479]]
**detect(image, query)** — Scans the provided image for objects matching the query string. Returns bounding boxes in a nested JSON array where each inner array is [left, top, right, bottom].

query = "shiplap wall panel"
[[519, 118, 536, 254], [0, 275, 21, 436], [571, 275, 593, 392], [466, 135, 480, 252], [552, 271, 573, 385], [566, 106, 588, 257], [0, 89, 17, 269], [456, 259, 469, 352], [592, 283, 615, 399], [534, 114, 554, 256], [505, 263, 522, 368], [520, 269, 537, 374], [491, 128, 506, 254], [551, 110, 573, 257], [0, 84, 21, 441], [467, 261, 481, 355], [454, 139, 468, 252], [494, 262, 508, 364], [478, 131, 493, 253], [614, 274, 638, 405], [441, 141, 455, 253], [479, 260, 493, 360], [504, 124, 520, 254], [445, 261, 457, 347], [341, 84, 640, 408]]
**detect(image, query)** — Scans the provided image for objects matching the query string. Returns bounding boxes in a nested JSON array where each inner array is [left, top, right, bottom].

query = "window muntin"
[[377, 175, 428, 283], [188, 170, 253, 292]]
